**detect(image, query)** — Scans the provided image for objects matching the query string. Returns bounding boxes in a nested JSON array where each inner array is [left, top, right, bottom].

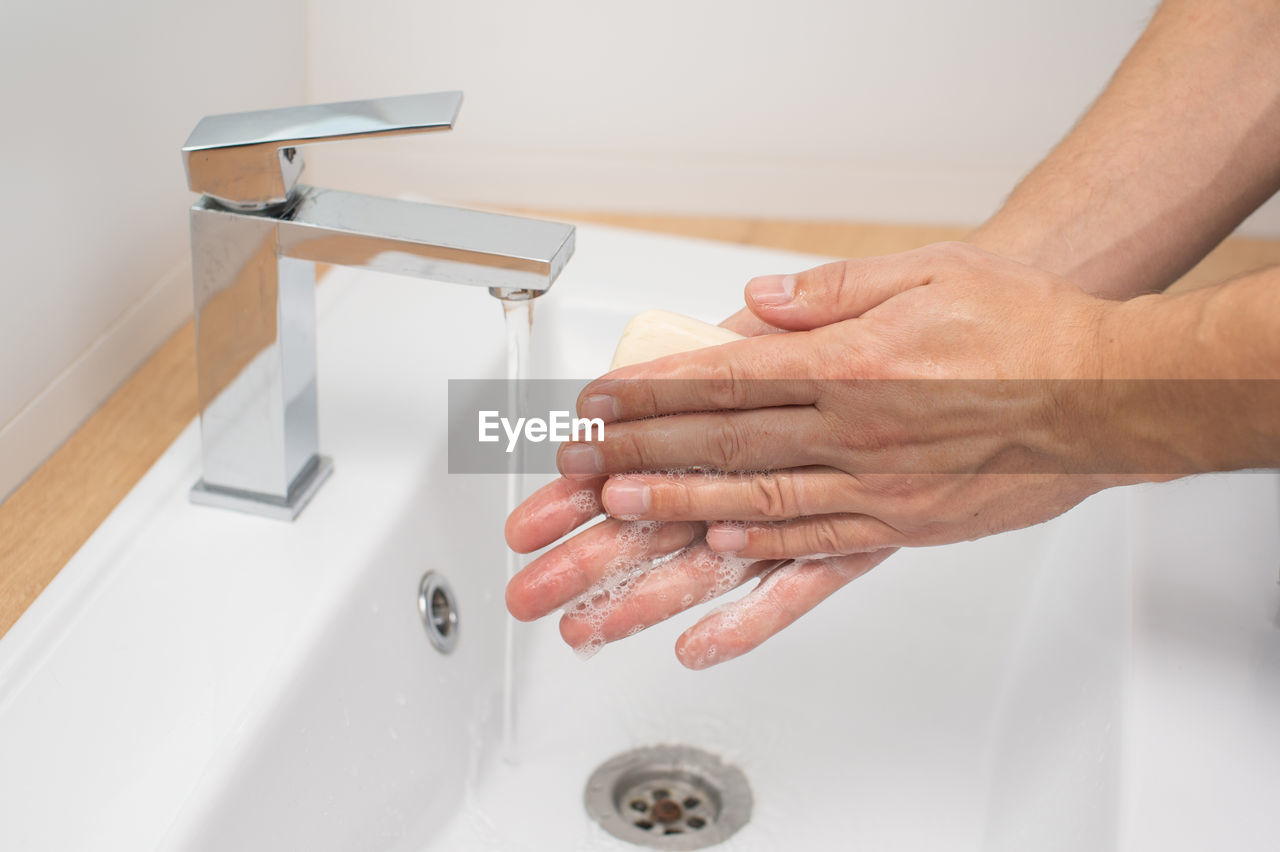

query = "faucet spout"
[[280, 187, 574, 293]]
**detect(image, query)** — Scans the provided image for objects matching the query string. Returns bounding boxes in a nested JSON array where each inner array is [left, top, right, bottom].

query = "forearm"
[[1086, 266, 1280, 478], [971, 0, 1280, 299]]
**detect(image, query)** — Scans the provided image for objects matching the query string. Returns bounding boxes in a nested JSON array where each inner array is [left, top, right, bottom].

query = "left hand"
[[505, 473, 895, 666]]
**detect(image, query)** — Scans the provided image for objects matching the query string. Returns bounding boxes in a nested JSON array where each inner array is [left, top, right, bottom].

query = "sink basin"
[[1, 225, 1277, 851]]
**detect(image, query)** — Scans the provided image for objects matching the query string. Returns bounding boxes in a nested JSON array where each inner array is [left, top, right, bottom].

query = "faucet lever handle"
[[182, 91, 463, 210]]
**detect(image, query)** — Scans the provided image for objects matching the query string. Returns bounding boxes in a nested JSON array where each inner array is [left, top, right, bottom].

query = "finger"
[[558, 407, 833, 481], [743, 243, 976, 330], [718, 306, 786, 337], [675, 550, 896, 669], [705, 514, 903, 558], [600, 468, 863, 522], [558, 544, 777, 654], [577, 331, 823, 423], [504, 475, 605, 554], [506, 519, 702, 621]]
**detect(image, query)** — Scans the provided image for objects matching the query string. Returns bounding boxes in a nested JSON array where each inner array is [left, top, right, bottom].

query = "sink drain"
[[585, 745, 752, 849], [418, 572, 458, 654]]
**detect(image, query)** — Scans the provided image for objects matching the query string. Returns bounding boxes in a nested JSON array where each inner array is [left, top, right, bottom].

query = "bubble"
[[574, 635, 606, 660], [569, 489, 601, 514], [687, 643, 720, 669], [709, 553, 755, 594], [558, 519, 759, 659], [561, 520, 667, 657]]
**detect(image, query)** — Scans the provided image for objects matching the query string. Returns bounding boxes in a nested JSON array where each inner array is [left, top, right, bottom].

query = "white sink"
[[1, 225, 1277, 851]]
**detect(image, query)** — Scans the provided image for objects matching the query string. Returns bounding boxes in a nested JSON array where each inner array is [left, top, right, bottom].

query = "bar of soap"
[[610, 309, 744, 369]]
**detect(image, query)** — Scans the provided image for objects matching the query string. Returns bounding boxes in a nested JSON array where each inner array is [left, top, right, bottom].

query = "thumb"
[[744, 244, 948, 330]]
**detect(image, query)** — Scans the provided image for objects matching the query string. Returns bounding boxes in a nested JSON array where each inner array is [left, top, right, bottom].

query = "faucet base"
[[189, 455, 334, 521]]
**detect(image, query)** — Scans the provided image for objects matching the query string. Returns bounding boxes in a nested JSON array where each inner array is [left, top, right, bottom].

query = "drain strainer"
[[585, 745, 752, 849]]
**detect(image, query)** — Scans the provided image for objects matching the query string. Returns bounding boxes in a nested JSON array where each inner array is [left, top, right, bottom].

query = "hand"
[[561, 243, 1118, 560], [504, 303, 880, 669], [505, 473, 894, 666]]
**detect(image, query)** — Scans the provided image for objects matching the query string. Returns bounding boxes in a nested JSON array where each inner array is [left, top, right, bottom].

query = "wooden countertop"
[[3, 211, 1279, 638]]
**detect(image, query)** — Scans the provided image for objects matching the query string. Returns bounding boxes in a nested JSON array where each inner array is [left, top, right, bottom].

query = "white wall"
[[0, 1, 306, 500], [303, 0, 1280, 233]]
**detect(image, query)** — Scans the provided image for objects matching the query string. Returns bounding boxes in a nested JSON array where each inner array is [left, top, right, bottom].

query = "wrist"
[[1084, 284, 1280, 478], [1081, 296, 1184, 485], [1040, 296, 1146, 490]]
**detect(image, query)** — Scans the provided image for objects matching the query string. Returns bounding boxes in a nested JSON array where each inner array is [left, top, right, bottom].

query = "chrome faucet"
[[181, 92, 575, 520]]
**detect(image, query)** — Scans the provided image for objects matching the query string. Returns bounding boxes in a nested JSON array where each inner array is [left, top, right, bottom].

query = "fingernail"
[[559, 443, 603, 478], [604, 478, 651, 518], [747, 274, 796, 307], [705, 525, 747, 553], [579, 393, 619, 423]]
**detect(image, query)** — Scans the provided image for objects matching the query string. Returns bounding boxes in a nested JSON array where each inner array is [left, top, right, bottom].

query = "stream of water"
[[499, 296, 534, 764]]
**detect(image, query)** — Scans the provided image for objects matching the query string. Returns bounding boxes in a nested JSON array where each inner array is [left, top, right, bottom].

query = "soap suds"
[[679, 557, 873, 669], [568, 488, 601, 515], [561, 520, 757, 659]]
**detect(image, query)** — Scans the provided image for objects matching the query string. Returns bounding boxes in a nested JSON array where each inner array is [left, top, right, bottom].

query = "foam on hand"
[[561, 530, 758, 660], [561, 310, 750, 660], [562, 520, 665, 659], [568, 488, 601, 515]]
